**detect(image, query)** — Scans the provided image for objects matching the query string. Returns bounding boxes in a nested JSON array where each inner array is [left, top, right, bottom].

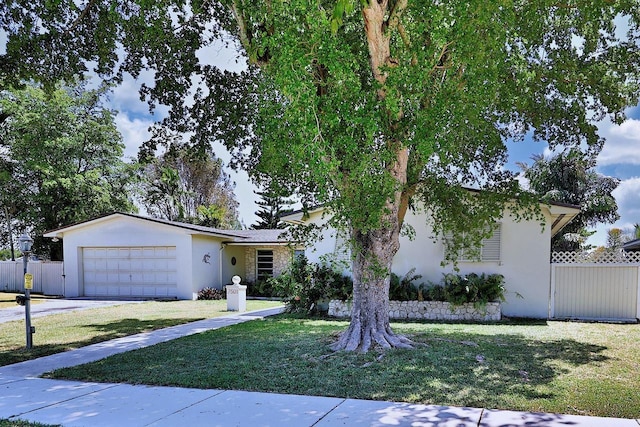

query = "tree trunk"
[[331, 216, 413, 352], [331, 148, 413, 352]]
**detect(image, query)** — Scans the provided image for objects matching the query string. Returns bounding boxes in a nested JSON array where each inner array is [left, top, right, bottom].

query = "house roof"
[[281, 201, 580, 237], [223, 229, 292, 245], [42, 212, 292, 245], [623, 238, 640, 252]]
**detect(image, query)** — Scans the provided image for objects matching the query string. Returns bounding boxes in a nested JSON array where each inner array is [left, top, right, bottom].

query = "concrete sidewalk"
[[0, 307, 638, 427]]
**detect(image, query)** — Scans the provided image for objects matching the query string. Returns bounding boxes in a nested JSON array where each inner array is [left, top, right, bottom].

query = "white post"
[[636, 266, 640, 321], [549, 263, 557, 320], [226, 275, 247, 312]]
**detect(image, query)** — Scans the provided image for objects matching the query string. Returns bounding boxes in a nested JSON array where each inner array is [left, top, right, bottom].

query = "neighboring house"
[[281, 201, 580, 319], [623, 238, 640, 252], [43, 213, 300, 300]]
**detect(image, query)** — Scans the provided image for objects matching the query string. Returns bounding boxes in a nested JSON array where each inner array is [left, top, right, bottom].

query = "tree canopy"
[[0, 81, 137, 258], [520, 150, 620, 252], [138, 137, 240, 228], [2, 1, 640, 350]]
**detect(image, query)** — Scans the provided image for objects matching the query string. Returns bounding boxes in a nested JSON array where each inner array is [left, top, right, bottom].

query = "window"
[[445, 224, 501, 262], [256, 249, 274, 279], [294, 249, 305, 259]]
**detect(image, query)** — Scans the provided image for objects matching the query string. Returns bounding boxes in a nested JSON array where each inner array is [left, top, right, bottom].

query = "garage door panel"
[[83, 246, 177, 298]]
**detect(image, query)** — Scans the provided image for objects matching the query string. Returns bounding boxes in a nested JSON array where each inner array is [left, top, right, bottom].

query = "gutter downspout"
[[219, 243, 226, 289]]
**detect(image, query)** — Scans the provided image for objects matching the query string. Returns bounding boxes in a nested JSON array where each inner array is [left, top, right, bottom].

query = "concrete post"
[[226, 275, 247, 312]]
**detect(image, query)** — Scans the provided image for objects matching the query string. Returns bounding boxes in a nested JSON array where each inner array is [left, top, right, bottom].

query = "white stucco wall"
[[396, 208, 553, 318], [222, 245, 247, 286], [295, 207, 554, 319], [56, 216, 193, 299], [191, 235, 224, 294]]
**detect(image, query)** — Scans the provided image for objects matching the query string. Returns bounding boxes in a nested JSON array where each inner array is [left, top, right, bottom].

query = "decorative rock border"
[[328, 300, 501, 321]]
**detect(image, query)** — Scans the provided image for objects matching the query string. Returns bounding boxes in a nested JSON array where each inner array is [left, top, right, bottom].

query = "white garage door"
[[83, 247, 177, 298]]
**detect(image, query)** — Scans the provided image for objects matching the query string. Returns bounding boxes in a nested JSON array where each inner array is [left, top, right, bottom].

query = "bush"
[[197, 287, 225, 300], [389, 268, 422, 301], [272, 255, 353, 314], [246, 279, 280, 297], [423, 273, 506, 308]]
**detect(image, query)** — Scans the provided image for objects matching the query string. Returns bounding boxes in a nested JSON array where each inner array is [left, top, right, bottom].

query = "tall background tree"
[[519, 150, 620, 252], [138, 135, 240, 229], [251, 184, 293, 230], [0, 81, 136, 259], [2, 1, 639, 351]]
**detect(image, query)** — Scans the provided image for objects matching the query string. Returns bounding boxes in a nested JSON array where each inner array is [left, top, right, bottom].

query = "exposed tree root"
[[331, 320, 414, 353]]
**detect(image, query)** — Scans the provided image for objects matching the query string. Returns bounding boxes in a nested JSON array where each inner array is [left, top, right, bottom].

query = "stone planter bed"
[[328, 300, 501, 321]]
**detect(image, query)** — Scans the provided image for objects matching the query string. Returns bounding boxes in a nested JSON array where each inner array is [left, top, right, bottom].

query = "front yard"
[[46, 315, 640, 419], [0, 300, 282, 366]]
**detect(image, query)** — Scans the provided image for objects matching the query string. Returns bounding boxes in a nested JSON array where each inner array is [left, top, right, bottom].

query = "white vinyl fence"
[[0, 261, 64, 296], [550, 251, 640, 322]]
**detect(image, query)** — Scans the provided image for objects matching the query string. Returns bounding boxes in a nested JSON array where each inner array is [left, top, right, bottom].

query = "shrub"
[[273, 255, 353, 314], [389, 268, 422, 301], [423, 273, 506, 308], [197, 287, 225, 300], [246, 279, 280, 297]]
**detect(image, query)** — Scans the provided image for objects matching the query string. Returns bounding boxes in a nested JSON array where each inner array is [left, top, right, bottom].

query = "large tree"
[[520, 150, 620, 252], [2, 1, 639, 351], [0, 81, 136, 258]]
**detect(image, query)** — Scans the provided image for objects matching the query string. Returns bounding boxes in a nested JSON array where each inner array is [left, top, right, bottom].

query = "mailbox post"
[[226, 275, 247, 312], [18, 232, 34, 349]]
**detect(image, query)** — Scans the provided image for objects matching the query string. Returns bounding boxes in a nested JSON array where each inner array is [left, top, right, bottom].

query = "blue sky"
[[2, 33, 638, 246]]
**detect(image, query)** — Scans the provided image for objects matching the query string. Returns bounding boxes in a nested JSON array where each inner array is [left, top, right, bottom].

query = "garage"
[[44, 212, 291, 299], [82, 246, 178, 298]]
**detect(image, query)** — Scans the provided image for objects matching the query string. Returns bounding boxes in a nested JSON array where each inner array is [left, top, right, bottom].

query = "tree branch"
[[387, 0, 408, 34], [229, 1, 253, 61], [64, 0, 99, 36]]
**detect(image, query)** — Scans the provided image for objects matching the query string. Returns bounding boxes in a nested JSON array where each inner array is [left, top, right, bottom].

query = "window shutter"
[[481, 224, 501, 262], [443, 224, 501, 262]]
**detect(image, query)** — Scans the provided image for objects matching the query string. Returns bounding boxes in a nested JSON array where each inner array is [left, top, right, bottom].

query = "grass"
[[0, 292, 56, 309], [48, 315, 640, 419], [0, 300, 282, 366]]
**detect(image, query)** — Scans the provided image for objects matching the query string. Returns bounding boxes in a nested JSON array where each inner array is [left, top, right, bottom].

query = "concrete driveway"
[[0, 298, 144, 324]]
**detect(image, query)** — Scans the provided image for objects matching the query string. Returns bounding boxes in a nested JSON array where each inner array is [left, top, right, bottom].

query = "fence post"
[[637, 266, 640, 321], [549, 263, 556, 319]]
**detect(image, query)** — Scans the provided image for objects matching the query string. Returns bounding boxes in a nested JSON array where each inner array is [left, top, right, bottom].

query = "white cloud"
[[115, 114, 153, 160], [612, 176, 640, 220], [597, 119, 640, 166], [107, 71, 170, 119]]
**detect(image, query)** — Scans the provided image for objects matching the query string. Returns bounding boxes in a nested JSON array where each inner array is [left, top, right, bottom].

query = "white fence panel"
[[0, 261, 64, 296], [551, 252, 640, 321]]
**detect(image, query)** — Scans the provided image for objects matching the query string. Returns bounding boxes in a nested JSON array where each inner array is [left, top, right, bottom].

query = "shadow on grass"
[[82, 317, 205, 337], [0, 318, 202, 367], [47, 317, 610, 413], [399, 332, 609, 406]]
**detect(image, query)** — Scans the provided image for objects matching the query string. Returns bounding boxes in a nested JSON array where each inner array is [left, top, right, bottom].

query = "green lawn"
[[47, 315, 640, 419], [0, 300, 282, 366]]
